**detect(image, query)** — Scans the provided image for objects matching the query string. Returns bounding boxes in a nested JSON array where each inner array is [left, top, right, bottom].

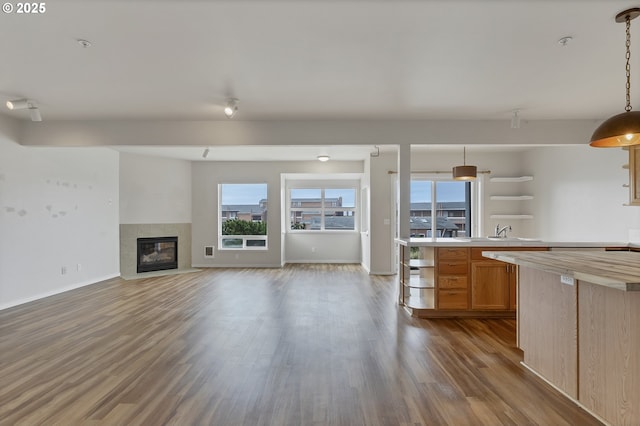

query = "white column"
[[398, 144, 411, 239]]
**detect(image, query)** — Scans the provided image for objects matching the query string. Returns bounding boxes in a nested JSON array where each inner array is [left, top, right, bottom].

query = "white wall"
[[285, 233, 361, 263], [0, 139, 119, 310], [192, 160, 363, 267], [360, 156, 371, 272], [408, 148, 534, 238], [368, 151, 397, 274], [119, 152, 192, 224], [528, 146, 640, 242]]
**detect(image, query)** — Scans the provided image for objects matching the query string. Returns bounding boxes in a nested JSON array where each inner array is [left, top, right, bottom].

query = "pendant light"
[[590, 8, 640, 147], [452, 146, 477, 181]]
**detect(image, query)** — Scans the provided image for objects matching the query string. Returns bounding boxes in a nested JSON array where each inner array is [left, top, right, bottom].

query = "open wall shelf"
[[489, 215, 534, 220], [490, 195, 534, 201], [489, 176, 533, 183]]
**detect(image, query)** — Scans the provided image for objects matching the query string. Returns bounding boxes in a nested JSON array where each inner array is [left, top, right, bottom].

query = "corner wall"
[[192, 160, 363, 267], [0, 139, 120, 310]]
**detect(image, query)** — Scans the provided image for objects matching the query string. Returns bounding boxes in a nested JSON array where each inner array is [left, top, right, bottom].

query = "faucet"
[[495, 224, 512, 238]]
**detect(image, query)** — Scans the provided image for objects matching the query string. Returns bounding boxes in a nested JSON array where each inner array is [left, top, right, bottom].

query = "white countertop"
[[395, 237, 629, 248]]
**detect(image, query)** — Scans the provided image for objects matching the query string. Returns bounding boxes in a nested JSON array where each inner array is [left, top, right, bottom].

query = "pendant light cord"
[[626, 14, 633, 112]]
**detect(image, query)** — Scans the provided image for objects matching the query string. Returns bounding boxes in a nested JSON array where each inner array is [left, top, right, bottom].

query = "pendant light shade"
[[452, 165, 478, 181], [590, 8, 640, 147], [452, 147, 477, 181], [589, 111, 640, 147]]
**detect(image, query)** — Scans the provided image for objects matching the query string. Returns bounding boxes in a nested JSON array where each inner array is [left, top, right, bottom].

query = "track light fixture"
[[590, 8, 640, 147], [511, 109, 521, 129], [224, 98, 238, 118], [202, 147, 210, 159], [6, 98, 42, 122]]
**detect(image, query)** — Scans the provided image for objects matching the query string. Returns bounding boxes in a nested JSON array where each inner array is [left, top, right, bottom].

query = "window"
[[289, 187, 357, 231], [410, 178, 470, 237], [219, 183, 268, 249]]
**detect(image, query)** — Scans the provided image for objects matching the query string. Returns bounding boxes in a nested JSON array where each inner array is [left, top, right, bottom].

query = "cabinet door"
[[471, 262, 509, 310]]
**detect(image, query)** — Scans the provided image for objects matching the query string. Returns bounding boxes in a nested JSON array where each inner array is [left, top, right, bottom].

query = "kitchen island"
[[395, 237, 627, 318], [484, 250, 640, 426]]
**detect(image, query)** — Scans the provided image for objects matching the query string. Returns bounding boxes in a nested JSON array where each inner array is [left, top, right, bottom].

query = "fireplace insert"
[[137, 236, 178, 273]]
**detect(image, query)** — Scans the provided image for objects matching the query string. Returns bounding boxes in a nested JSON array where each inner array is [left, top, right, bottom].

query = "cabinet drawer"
[[438, 261, 468, 275], [439, 275, 468, 289], [438, 290, 468, 310], [438, 247, 468, 260]]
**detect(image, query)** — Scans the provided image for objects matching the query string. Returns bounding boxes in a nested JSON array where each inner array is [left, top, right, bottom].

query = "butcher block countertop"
[[483, 250, 640, 291]]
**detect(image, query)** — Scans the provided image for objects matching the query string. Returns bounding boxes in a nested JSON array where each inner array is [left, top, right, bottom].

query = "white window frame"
[[410, 174, 479, 238], [218, 183, 268, 250], [288, 185, 359, 233]]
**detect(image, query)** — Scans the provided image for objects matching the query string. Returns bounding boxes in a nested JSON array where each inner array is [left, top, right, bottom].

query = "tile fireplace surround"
[[120, 223, 191, 277]]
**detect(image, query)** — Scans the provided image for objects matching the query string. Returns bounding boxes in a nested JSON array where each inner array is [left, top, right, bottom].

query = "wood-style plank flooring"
[[0, 264, 602, 425]]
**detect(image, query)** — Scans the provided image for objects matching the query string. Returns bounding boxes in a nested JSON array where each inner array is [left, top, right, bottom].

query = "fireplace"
[[137, 236, 178, 273]]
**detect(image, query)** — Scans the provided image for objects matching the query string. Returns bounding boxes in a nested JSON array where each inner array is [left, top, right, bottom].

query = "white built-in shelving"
[[489, 214, 534, 220], [489, 176, 534, 220], [399, 246, 435, 311]]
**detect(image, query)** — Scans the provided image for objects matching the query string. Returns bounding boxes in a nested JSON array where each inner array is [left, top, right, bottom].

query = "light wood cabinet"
[[470, 262, 510, 310], [399, 243, 546, 318], [436, 247, 469, 310], [470, 247, 546, 311]]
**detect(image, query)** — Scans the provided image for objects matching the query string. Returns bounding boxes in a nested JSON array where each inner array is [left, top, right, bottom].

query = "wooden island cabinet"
[[486, 250, 640, 426], [397, 240, 547, 318]]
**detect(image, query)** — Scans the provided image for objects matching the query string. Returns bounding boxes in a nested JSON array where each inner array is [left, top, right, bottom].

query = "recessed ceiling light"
[[317, 155, 330, 162]]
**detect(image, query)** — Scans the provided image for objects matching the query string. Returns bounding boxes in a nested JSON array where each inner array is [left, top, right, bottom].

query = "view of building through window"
[[410, 179, 470, 237], [290, 188, 356, 231], [219, 183, 268, 249]]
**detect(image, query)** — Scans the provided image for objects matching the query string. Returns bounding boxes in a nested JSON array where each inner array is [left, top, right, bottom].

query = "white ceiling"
[[0, 0, 638, 123], [1, 1, 636, 161]]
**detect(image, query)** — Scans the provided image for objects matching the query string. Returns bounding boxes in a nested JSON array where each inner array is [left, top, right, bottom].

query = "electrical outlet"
[[77, 263, 82, 272], [61, 266, 67, 275], [560, 275, 575, 286]]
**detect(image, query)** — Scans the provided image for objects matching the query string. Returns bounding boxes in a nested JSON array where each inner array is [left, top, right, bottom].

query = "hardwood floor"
[[0, 264, 601, 425]]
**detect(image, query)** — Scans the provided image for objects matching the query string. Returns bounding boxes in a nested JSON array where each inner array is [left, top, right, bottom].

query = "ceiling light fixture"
[[224, 98, 238, 119], [511, 109, 521, 129], [317, 155, 330, 162], [590, 8, 640, 147], [77, 39, 92, 48], [558, 36, 573, 47], [6, 98, 42, 122], [452, 146, 477, 181], [202, 147, 210, 159]]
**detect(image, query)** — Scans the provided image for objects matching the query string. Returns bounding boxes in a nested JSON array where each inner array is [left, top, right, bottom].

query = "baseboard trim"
[[192, 263, 282, 268], [519, 362, 610, 426], [0, 273, 120, 311]]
